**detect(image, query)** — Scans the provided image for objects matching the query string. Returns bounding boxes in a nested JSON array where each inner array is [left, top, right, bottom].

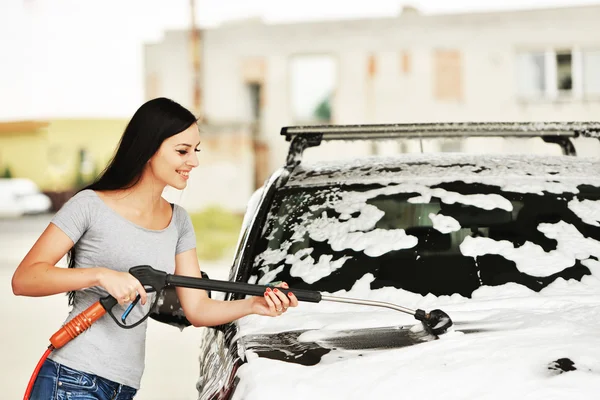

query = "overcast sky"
[[1, 0, 599, 120]]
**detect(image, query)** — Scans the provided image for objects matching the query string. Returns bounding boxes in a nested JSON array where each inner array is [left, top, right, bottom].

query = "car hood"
[[233, 281, 600, 399]]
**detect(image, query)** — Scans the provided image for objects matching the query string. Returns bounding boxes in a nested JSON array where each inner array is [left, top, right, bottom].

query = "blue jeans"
[[30, 358, 137, 400]]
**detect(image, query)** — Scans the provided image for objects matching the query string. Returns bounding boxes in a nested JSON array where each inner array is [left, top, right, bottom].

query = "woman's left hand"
[[250, 282, 299, 317]]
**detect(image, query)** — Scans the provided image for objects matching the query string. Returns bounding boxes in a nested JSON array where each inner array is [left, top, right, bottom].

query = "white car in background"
[[0, 178, 52, 218]]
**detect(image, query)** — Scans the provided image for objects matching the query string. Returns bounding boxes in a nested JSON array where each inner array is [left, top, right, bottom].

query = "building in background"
[[0, 119, 126, 207], [146, 5, 598, 211]]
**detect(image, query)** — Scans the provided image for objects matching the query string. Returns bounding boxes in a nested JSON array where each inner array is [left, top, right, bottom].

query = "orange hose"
[[49, 301, 107, 349], [24, 301, 108, 399], [23, 345, 54, 400]]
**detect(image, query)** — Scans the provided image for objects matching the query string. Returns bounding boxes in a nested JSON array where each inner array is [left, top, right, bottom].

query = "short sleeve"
[[176, 206, 197, 255], [50, 190, 95, 244]]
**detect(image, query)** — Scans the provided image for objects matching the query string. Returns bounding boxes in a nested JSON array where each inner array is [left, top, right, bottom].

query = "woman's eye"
[[194, 148, 201, 153], [177, 150, 188, 155]]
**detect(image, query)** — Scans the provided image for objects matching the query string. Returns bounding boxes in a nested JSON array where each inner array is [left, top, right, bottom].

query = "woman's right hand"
[[97, 268, 148, 306]]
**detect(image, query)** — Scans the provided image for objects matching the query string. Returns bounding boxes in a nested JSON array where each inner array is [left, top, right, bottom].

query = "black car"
[[155, 122, 600, 400]]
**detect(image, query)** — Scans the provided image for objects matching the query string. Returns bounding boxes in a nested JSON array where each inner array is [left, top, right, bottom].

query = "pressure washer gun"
[[49, 263, 452, 349], [25, 265, 452, 399]]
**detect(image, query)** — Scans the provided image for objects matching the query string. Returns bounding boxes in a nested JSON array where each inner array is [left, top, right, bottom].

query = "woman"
[[12, 97, 298, 400]]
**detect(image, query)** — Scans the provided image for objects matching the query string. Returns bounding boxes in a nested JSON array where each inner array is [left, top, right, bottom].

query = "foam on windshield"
[[568, 198, 600, 227]]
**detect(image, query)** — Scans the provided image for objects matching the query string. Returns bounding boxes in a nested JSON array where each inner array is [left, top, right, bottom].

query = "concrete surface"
[[0, 215, 230, 400]]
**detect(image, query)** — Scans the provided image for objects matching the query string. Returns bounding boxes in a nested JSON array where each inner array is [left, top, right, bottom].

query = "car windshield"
[[250, 180, 600, 297]]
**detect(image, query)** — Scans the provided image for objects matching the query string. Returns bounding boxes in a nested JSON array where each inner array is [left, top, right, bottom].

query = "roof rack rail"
[[281, 122, 600, 168]]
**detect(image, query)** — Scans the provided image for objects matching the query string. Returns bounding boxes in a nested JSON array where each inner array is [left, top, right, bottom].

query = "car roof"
[[285, 153, 600, 188]]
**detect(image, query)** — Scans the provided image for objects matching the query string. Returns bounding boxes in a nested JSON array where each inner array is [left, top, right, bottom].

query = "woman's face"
[[148, 124, 201, 190]]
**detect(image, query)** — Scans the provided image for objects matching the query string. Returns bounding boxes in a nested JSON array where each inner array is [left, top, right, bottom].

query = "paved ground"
[[0, 215, 229, 400]]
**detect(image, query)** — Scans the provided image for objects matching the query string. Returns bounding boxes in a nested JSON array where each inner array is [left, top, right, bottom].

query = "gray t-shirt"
[[48, 189, 196, 389]]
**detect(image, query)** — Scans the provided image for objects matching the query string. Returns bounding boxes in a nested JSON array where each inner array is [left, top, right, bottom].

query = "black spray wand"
[[128, 265, 453, 336]]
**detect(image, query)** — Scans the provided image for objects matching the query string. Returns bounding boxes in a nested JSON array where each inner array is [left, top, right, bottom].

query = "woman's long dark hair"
[[67, 97, 197, 305]]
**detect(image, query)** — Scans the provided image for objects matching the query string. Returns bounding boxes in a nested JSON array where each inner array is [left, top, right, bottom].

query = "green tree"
[[2, 166, 12, 178], [313, 95, 332, 122]]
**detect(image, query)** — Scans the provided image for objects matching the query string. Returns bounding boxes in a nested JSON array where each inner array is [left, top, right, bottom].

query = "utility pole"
[[189, 0, 203, 121]]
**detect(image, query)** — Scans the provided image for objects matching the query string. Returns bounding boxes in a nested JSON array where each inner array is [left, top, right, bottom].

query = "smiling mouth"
[[177, 170, 189, 177]]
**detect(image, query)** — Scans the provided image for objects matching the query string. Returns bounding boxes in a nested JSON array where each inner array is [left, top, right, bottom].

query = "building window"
[[433, 50, 463, 101], [516, 52, 546, 97], [517, 48, 600, 99], [556, 51, 573, 92], [290, 55, 336, 123], [241, 58, 266, 123], [368, 54, 377, 78], [400, 51, 411, 74], [583, 49, 600, 96], [246, 83, 262, 121]]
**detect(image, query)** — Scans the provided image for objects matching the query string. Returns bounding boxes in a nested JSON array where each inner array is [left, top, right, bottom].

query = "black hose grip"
[[99, 295, 118, 311], [414, 309, 427, 321], [129, 265, 168, 293]]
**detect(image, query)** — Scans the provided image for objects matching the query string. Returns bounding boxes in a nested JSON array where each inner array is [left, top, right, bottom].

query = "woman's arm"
[[12, 223, 147, 306], [174, 249, 297, 327], [12, 223, 101, 296]]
